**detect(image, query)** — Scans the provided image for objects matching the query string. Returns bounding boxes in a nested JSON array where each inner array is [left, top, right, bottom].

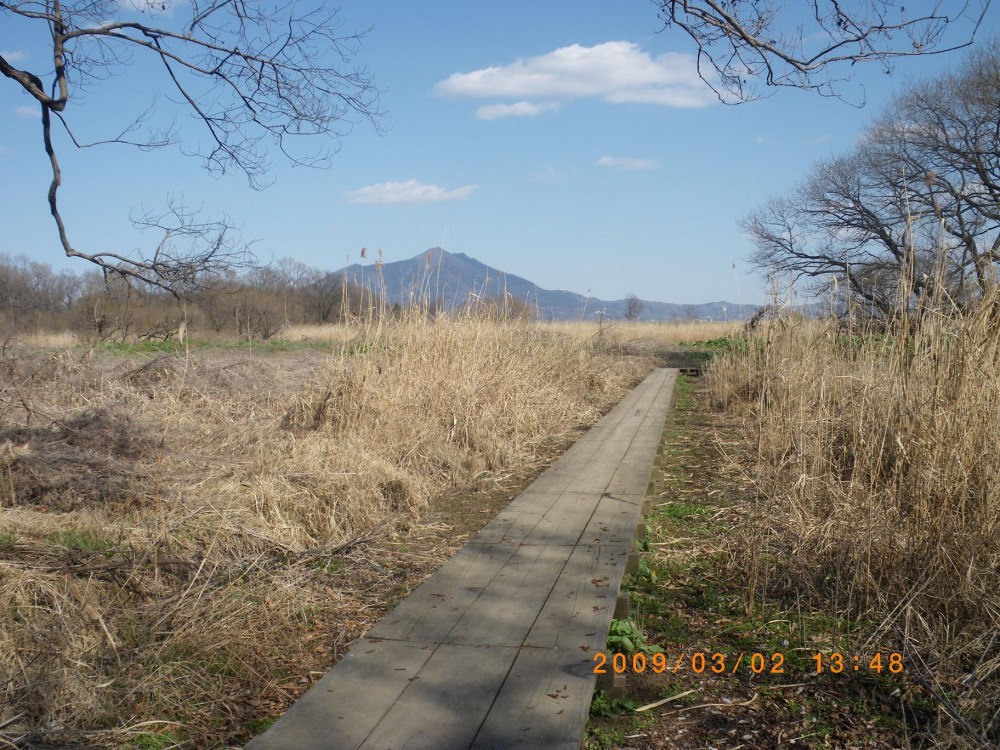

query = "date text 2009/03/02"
[[592, 651, 904, 676]]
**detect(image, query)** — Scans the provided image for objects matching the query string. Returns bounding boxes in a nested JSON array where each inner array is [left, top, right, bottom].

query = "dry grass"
[[279, 323, 356, 344], [0, 312, 651, 747], [0, 330, 79, 349], [707, 297, 1000, 747], [285, 319, 741, 350], [543, 319, 740, 348]]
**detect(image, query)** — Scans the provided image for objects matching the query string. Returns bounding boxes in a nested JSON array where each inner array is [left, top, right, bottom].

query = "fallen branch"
[[665, 692, 759, 715], [634, 688, 699, 712]]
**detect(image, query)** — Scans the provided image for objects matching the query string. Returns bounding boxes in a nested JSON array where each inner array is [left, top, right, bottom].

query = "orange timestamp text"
[[592, 651, 904, 675]]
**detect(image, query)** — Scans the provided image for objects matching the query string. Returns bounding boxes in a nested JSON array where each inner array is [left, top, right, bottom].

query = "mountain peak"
[[338, 248, 753, 321]]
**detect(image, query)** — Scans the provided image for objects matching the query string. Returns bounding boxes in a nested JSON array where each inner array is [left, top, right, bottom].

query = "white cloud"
[[435, 41, 715, 114], [1, 50, 26, 62], [475, 101, 559, 120], [345, 179, 477, 205], [14, 106, 40, 118], [596, 155, 659, 171], [754, 134, 766, 144]]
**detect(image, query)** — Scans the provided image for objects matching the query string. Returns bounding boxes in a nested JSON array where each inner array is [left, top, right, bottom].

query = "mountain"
[[338, 248, 753, 322]]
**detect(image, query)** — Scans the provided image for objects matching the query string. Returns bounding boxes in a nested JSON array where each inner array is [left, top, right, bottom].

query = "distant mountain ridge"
[[338, 248, 753, 322]]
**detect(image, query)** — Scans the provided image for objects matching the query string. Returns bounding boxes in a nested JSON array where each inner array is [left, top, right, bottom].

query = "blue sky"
[[1, 2, 997, 305]]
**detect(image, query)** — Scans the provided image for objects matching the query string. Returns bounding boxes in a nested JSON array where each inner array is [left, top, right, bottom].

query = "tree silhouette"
[[744, 40, 1000, 314], [624, 293, 645, 321]]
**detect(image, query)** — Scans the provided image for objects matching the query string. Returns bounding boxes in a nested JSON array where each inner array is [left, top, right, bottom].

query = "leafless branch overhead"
[[657, 0, 991, 101], [0, 1, 383, 293]]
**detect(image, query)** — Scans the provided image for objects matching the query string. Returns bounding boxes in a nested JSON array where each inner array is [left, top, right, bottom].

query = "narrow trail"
[[247, 368, 678, 750]]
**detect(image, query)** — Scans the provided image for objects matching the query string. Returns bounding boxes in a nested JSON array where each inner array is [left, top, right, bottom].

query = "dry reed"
[[543, 319, 740, 350], [1, 330, 79, 349], [708, 296, 1000, 747]]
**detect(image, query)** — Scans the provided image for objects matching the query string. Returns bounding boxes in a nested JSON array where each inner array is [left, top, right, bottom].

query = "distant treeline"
[[0, 254, 533, 342]]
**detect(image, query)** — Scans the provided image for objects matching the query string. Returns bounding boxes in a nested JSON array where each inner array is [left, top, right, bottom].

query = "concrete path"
[[247, 368, 678, 750]]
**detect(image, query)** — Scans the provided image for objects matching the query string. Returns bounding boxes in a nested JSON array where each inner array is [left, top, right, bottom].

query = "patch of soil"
[[651, 345, 710, 372], [0, 407, 155, 512]]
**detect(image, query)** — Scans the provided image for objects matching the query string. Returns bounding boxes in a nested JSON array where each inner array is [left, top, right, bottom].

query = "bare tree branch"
[[656, 0, 991, 102], [745, 39, 1000, 315], [0, 1, 383, 293]]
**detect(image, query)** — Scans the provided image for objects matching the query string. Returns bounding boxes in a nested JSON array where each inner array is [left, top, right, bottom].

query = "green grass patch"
[[127, 730, 184, 750], [678, 336, 754, 361], [95, 337, 337, 355], [49, 529, 117, 553], [587, 696, 657, 749], [643, 607, 690, 644], [98, 340, 186, 354], [209, 338, 333, 353], [243, 716, 277, 737], [673, 374, 696, 404], [589, 691, 638, 718], [657, 501, 710, 520]]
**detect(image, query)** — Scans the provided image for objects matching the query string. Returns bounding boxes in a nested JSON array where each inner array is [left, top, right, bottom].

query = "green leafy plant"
[[606, 618, 664, 656], [635, 555, 658, 584], [589, 690, 637, 717]]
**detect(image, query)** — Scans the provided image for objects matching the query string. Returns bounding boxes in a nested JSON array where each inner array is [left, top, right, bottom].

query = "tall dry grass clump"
[[279, 311, 644, 533], [0, 312, 649, 747], [708, 297, 1000, 746]]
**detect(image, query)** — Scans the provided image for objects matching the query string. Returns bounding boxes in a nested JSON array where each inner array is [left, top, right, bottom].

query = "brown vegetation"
[[0, 313, 652, 747], [0, 252, 379, 345], [708, 294, 1000, 747]]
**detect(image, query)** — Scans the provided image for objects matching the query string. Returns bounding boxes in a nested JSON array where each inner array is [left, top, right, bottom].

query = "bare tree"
[[0, 1, 381, 292], [744, 39, 1000, 315], [624, 293, 645, 321], [743, 149, 914, 315], [656, 0, 990, 101], [871, 41, 1000, 299]]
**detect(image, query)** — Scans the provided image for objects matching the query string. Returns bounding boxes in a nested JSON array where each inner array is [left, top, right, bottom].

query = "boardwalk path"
[[247, 368, 678, 750]]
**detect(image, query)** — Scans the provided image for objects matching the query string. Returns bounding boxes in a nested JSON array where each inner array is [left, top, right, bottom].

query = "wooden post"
[[614, 592, 630, 620], [596, 672, 627, 700], [626, 552, 641, 575], [634, 522, 647, 547]]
